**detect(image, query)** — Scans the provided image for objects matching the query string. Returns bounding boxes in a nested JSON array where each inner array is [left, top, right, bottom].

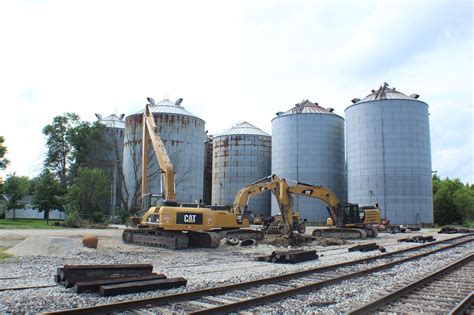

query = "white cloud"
[[0, 0, 472, 184]]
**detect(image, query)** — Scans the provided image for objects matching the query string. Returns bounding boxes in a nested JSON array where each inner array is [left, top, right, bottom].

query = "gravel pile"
[[0, 229, 467, 313], [6, 236, 95, 257]]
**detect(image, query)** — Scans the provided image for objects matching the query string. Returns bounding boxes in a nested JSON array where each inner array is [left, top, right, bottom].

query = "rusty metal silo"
[[122, 98, 205, 212], [212, 122, 271, 216]]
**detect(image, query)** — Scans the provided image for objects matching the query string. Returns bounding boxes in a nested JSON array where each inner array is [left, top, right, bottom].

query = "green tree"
[[32, 170, 63, 222], [65, 168, 109, 222], [453, 185, 474, 222], [42, 113, 80, 187], [3, 174, 30, 220], [433, 176, 473, 225], [67, 121, 107, 178], [42, 114, 109, 187], [0, 136, 8, 170]]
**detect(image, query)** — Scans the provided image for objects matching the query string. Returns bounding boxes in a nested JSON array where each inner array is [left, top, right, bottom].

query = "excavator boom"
[[141, 104, 176, 200], [285, 181, 339, 223], [230, 175, 280, 214]]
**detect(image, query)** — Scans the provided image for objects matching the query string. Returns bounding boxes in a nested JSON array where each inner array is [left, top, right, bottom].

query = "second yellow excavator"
[[273, 178, 381, 239]]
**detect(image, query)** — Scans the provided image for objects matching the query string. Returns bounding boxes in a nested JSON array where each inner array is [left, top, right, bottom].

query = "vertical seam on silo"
[[381, 103, 387, 220]]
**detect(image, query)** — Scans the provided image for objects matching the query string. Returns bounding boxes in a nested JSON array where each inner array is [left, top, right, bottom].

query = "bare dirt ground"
[[0, 226, 469, 313]]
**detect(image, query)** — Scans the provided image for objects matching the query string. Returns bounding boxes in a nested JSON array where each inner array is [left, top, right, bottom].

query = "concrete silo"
[[346, 83, 433, 225], [212, 122, 271, 216], [271, 100, 345, 222], [123, 98, 205, 212], [95, 113, 125, 217]]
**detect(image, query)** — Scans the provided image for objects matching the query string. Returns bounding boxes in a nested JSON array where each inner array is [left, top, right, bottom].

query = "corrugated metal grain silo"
[[212, 122, 271, 216], [271, 100, 345, 222], [95, 113, 125, 215], [346, 83, 433, 225], [123, 98, 205, 212]]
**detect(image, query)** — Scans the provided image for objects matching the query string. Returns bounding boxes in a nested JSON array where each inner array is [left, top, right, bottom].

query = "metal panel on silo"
[[271, 100, 345, 222], [123, 98, 205, 213], [95, 113, 125, 216], [212, 122, 271, 216], [346, 83, 433, 225]]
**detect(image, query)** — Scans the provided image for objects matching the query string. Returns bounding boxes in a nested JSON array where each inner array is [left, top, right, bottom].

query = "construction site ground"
[[0, 226, 471, 313]]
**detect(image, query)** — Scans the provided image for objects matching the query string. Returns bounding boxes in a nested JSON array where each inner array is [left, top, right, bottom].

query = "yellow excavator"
[[122, 104, 271, 249], [274, 178, 380, 239]]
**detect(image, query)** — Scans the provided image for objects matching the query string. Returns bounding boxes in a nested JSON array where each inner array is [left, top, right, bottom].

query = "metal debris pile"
[[398, 235, 435, 243], [55, 264, 187, 296], [255, 249, 318, 264], [438, 226, 474, 234], [348, 243, 385, 252]]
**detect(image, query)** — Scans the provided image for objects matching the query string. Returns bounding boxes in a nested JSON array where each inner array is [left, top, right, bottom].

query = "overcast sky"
[[0, 0, 472, 183]]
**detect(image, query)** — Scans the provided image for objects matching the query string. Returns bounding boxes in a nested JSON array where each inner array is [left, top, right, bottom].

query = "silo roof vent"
[[355, 83, 421, 103], [215, 122, 270, 137], [95, 113, 125, 128], [277, 99, 338, 116]]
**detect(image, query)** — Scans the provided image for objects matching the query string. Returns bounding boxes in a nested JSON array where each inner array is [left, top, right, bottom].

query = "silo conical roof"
[[215, 122, 270, 137], [96, 113, 125, 128], [351, 82, 421, 105], [273, 100, 339, 120], [132, 98, 202, 120]]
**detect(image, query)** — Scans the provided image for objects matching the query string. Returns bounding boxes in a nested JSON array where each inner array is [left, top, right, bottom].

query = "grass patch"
[[0, 248, 12, 260], [464, 221, 474, 228], [0, 218, 65, 229]]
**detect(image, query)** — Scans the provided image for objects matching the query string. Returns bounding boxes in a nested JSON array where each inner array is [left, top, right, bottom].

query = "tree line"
[[433, 174, 473, 225], [1, 114, 115, 224]]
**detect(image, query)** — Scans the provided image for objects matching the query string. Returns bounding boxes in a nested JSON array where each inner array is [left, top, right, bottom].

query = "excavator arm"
[[278, 179, 339, 224], [230, 174, 281, 214], [141, 104, 176, 201]]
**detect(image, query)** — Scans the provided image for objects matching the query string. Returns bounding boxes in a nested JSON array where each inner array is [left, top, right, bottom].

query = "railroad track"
[[44, 234, 474, 315], [349, 253, 474, 314]]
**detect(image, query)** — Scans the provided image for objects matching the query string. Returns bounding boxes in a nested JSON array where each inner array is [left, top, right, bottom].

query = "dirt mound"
[[261, 235, 291, 247], [7, 236, 94, 257], [316, 237, 346, 246]]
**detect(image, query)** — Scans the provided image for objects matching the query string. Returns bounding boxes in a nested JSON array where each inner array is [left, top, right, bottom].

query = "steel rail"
[[0, 284, 57, 292], [450, 291, 474, 315], [190, 240, 474, 314], [43, 234, 474, 315], [348, 253, 474, 315]]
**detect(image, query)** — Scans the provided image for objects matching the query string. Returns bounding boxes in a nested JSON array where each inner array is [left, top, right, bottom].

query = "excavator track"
[[122, 228, 224, 249], [122, 228, 189, 249], [312, 227, 368, 239], [364, 225, 379, 238], [188, 232, 222, 248]]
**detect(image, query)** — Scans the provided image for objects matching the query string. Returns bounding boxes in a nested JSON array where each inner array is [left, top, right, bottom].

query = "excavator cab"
[[335, 202, 362, 227]]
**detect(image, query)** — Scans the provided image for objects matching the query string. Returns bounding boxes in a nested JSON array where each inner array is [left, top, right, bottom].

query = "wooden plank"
[[63, 264, 153, 270], [73, 273, 167, 293], [60, 264, 153, 281], [99, 277, 187, 297], [61, 265, 155, 287]]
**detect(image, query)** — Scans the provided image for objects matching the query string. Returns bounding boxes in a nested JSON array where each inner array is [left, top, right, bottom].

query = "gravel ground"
[[0, 227, 469, 313], [253, 243, 473, 314]]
